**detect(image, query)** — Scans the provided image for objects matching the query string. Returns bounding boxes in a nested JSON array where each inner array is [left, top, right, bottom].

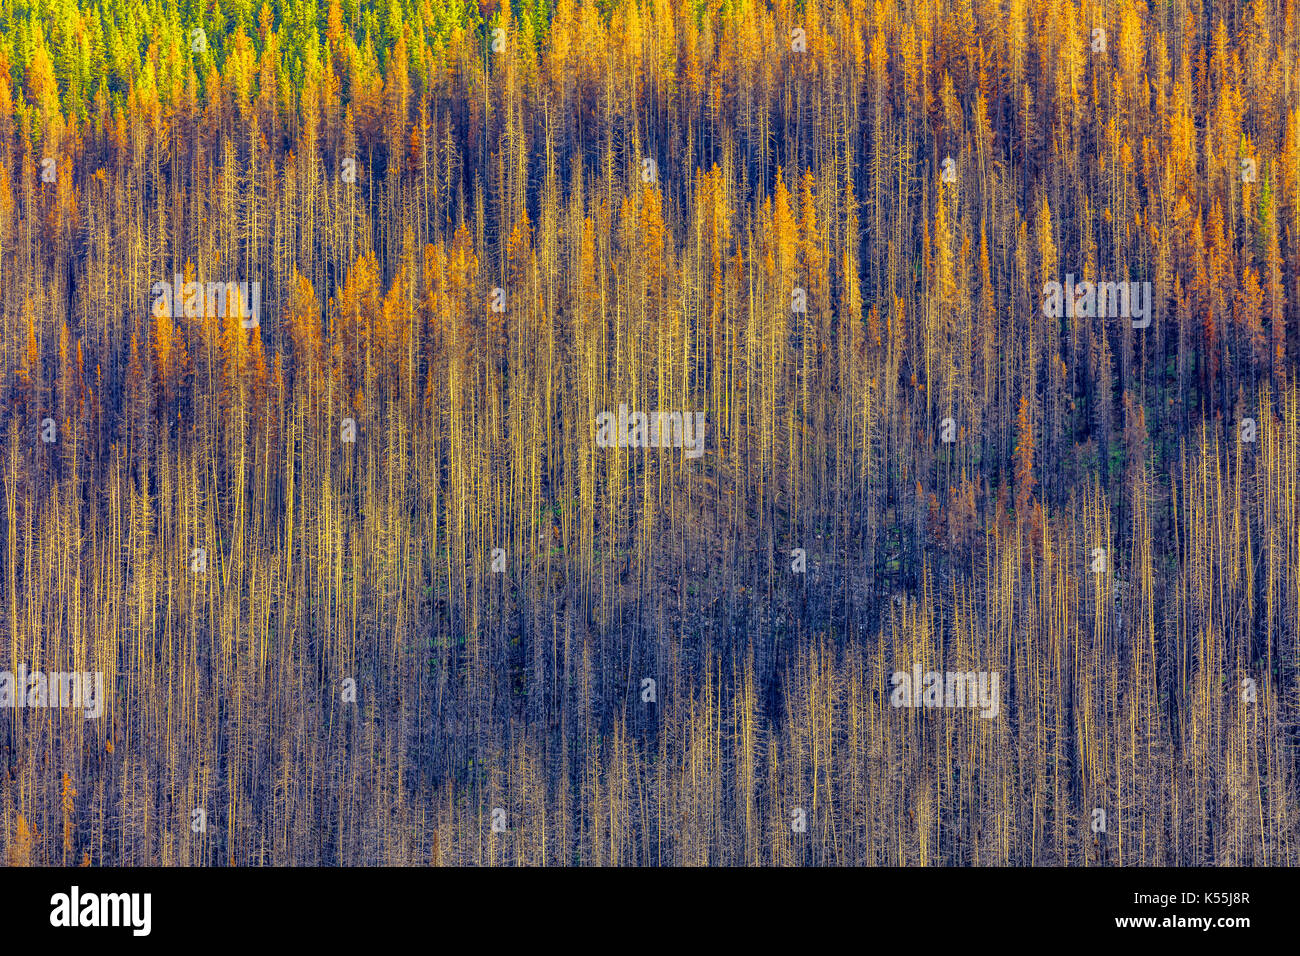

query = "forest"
[[1, 0, 1298, 865]]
